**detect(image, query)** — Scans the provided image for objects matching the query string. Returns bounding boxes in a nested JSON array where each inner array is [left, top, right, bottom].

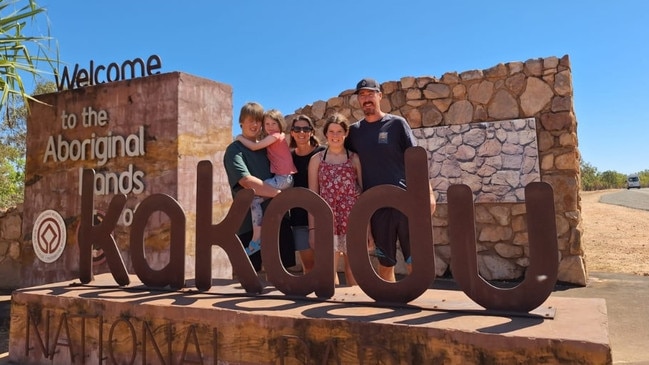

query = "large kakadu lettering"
[[55, 54, 162, 91], [78, 147, 559, 312]]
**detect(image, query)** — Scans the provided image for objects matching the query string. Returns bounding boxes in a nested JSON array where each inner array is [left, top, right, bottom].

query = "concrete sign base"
[[9, 273, 611, 364]]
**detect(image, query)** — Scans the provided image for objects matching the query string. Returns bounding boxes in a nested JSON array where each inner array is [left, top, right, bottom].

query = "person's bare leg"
[[298, 249, 315, 274], [378, 264, 396, 282], [343, 254, 357, 286], [333, 252, 341, 285], [251, 225, 261, 243], [245, 225, 262, 255]]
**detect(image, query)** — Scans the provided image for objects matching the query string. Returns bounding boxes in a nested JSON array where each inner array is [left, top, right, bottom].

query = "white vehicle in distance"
[[626, 174, 641, 189]]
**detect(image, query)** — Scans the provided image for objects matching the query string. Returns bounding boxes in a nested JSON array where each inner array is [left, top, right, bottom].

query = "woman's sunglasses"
[[291, 126, 312, 133]]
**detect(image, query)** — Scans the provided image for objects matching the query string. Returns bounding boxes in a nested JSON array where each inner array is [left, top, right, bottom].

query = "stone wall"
[[419, 117, 541, 203], [0, 205, 22, 289], [288, 55, 586, 285]]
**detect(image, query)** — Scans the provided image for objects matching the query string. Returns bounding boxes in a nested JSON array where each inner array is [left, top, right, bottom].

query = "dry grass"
[[581, 190, 649, 276]]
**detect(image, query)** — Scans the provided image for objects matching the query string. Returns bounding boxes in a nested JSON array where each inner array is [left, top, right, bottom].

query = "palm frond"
[[0, 0, 58, 114]]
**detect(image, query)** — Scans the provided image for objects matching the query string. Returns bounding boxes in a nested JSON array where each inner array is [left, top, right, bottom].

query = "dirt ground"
[[581, 189, 649, 276]]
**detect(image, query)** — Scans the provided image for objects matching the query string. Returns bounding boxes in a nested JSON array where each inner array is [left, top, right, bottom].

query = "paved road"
[[599, 188, 649, 211]]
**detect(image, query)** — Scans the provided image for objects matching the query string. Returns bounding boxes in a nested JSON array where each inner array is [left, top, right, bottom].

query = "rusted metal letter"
[[78, 169, 129, 285], [346, 146, 436, 303], [447, 182, 558, 312], [263, 187, 335, 298], [130, 194, 186, 289], [195, 160, 261, 292]]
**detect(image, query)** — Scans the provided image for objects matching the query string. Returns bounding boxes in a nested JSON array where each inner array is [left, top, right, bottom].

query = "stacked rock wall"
[[289, 55, 586, 285], [0, 205, 22, 289]]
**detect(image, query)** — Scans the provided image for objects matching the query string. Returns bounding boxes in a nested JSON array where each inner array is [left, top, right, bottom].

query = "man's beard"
[[362, 102, 375, 116]]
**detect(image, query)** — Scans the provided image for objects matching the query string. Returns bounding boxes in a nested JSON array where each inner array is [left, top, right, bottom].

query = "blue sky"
[[26, 1, 649, 175]]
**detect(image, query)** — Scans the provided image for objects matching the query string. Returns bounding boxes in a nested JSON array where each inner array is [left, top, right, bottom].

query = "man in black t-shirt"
[[345, 78, 420, 281]]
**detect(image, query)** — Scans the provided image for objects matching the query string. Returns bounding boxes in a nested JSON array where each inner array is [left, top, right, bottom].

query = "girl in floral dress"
[[308, 113, 362, 286]]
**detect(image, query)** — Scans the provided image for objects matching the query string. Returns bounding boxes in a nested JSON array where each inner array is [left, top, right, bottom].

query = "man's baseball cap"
[[355, 78, 381, 94]]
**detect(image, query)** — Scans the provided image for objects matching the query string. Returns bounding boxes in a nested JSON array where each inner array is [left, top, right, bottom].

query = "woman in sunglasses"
[[288, 115, 324, 274]]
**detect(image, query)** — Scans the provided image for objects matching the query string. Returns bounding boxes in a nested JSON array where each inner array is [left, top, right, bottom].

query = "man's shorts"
[[370, 208, 410, 267]]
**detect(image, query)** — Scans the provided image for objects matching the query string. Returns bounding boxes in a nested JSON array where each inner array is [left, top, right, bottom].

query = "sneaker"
[[371, 247, 386, 258], [246, 240, 261, 256]]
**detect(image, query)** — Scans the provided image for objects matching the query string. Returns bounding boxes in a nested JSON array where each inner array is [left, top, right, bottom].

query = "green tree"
[[580, 160, 648, 191], [599, 170, 626, 189], [0, 143, 23, 208], [1, 0, 56, 209], [0, 80, 54, 209], [580, 160, 599, 191], [2, 80, 54, 147], [1, 0, 57, 115]]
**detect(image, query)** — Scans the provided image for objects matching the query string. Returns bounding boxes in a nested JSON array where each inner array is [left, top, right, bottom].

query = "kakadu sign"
[[78, 147, 560, 313]]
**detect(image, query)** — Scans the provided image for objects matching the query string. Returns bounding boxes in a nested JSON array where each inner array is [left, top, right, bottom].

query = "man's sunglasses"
[[291, 126, 312, 133]]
